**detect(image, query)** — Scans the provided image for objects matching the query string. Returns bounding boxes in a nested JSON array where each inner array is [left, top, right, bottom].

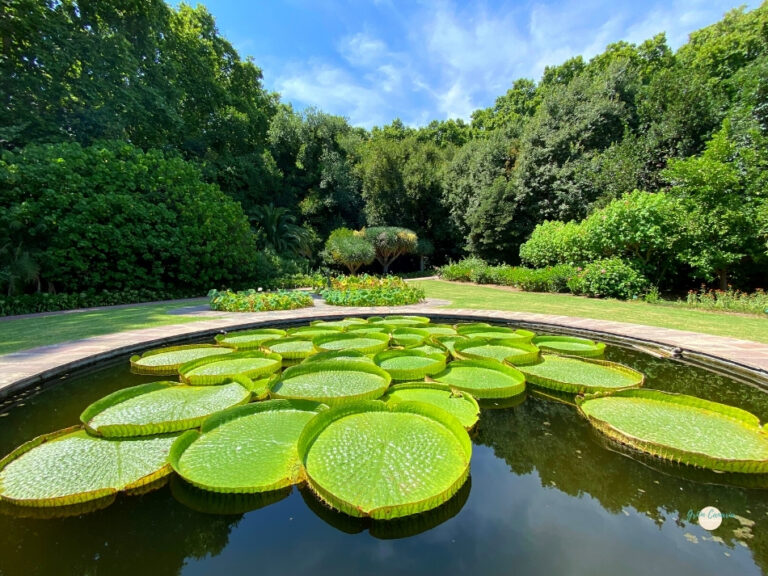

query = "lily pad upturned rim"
[[178, 350, 283, 385], [453, 337, 541, 366], [130, 344, 233, 375], [430, 358, 527, 399], [384, 382, 480, 430], [302, 349, 375, 365], [298, 400, 471, 519], [457, 325, 536, 341], [532, 335, 606, 357], [0, 426, 175, 507], [370, 315, 431, 326], [373, 349, 447, 381], [80, 380, 252, 438], [345, 323, 394, 334], [312, 332, 390, 354], [169, 400, 327, 494], [261, 336, 317, 360], [271, 360, 392, 404], [519, 354, 644, 394], [391, 327, 431, 347], [576, 389, 768, 473], [214, 328, 287, 349]]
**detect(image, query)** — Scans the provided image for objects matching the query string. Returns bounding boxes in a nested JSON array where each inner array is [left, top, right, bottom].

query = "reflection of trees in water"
[[474, 396, 768, 573], [0, 488, 240, 576]]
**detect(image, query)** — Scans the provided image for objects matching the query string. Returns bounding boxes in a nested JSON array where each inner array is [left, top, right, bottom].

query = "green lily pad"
[[81, 381, 252, 437], [431, 358, 526, 399], [373, 349, 446, 381], [419, 324, 458, 337], [298, 400, 471, 519], [454, 338, 540, 366], [391, 327, 430, 347], [405, 342, 449, 357], [370, 315, 430, 326], [532, 335, 606, 357], [130, 345, 234, 375], [577, 389, 768, 473], [432, 335, 467, 356], [312, 332, 390, 354], [271, 360, 391, 405], [179, 351, 282, 385], [311, 318, 368, 329], [215, 329, 286, 350], [287, 326, 344, 338], [262, 337, 317, 361], [169, 476, 291, 515], [169, 400, 325, 493], [518, 354, 643, 394], [0, 427, 176, 507], [302, 350, 375, 365], [346, 324, 394, 334], [384, 383, 480, 429], [457, 325, 535, 342]]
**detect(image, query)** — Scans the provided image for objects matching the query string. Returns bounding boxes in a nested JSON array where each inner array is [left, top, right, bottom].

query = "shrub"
[[508, 265, 576, 293], [322, 228, 376, 274], [0, 142, 258, 294], [208, 289, 314, 312], [519, 220, 588, 267], [358, 227, 418, 273], [437, 258, 489, 282], [0, 288, 199, 317], [685, 286, 768, 315], [567, 258, 649, 300], [320, 274, 425, 306]]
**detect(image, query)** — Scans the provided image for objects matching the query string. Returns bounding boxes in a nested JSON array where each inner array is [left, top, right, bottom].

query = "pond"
[[0, 321, 767, 576]]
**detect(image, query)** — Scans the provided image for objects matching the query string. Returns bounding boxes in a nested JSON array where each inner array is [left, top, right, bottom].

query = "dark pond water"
[[1, 325, 768, 576]]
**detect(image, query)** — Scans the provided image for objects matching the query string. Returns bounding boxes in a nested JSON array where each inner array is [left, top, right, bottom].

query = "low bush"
[[319, 274, 425, 306], [208, 289, 314, 312], [0, 288, 199, 317], [685, 286, 768, 315], [567, 258, 649, 300], [437, 259, 576, 293]]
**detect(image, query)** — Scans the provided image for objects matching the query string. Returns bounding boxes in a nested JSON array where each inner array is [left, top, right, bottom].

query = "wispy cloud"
[[267, 0, 760, 127]]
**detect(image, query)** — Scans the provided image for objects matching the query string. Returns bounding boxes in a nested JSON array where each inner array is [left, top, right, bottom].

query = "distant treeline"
[[1, 0, 767, 296]]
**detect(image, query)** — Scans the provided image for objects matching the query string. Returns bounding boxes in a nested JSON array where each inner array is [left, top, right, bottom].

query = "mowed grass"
[[414, 280, 768, 344], [0, 300, 209, 356]]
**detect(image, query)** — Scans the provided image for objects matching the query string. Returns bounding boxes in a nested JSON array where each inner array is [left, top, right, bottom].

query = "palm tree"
[[248, 203, 313, 255]]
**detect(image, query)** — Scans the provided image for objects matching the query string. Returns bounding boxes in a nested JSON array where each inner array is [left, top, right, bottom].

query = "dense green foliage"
[[2, 1, 768, 303], [208, 289, 314, 312], [319, 274, 425, 306], [438, 259, 576, 293], [322, 229, 376, 274]]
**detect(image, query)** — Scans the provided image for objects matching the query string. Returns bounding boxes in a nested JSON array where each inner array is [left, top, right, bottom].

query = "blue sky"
[[194, 0, 759, 128]]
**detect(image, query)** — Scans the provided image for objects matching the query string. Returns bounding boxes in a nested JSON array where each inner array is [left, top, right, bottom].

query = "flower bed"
[[208, 289, 314, 312], [320, 274, 425, 306]]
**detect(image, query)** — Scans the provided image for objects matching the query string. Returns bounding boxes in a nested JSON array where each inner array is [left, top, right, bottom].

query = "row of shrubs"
[[208, 289, 314, 313], [438, 257, 649, 300], [0, 288, 201, 317], [320, 275, 425, 307]]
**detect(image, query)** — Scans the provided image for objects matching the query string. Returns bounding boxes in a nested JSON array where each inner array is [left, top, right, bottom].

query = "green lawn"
[[415, 280, 768, 344], [0, 300, 209, 356]]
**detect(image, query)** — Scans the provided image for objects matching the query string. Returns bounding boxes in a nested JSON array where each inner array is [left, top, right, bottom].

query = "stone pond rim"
[[0, 306, 766, 401]]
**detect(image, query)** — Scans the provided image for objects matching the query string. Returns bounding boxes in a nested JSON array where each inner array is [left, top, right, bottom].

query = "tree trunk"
[[718, 269, 728, 291]]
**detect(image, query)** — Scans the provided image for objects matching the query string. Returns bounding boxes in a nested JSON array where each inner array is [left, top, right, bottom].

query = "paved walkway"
[[1, 299, 767, 398]]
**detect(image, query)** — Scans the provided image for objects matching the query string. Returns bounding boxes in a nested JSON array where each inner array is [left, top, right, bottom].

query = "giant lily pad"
[[391, 327, 430, 347], [271, 361, 391, 405], [346, 323, 393, 335], [519, 355, 643, 394], [262, 337, 317, 361], [169, 400, 325, 493], [81, 381, 252, 437], [179, 351, 282, 385], [299, 400, 471, 519], [0, 427, 176, 507], [215, 329, 286, 350], [431, 358, 526, 399], [432, 335, 467, 356], [302, 350, 375, 365], [577, 389, 768, 473], [311, 318, 367, 329], [454, 338, 540, 366], [287, 325, 343, 339], [373, 349, 446, 381], [312, 332, 390, 354], [419, 324, 458, 337], [457, 325, 535, 342], [370, 315, 430, 326], [384, 383, 480, 429], [532, 335, 606, 357], [130, 345, 234, 375]]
